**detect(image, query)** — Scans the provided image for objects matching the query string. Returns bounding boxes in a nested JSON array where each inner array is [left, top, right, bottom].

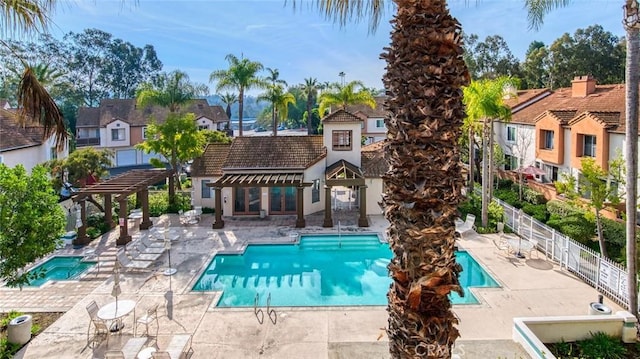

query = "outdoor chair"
[[104, 350, 125, 359], [142, 235, 166, 249], [492, 237, 512, 256], [128, 239, 165, 255], [455, 214, 476, 235], [135, 304, 159, 338], [85, 300, 108, 347], [116, 250, 152, 271], [152, 334, 193, 359], [128, 245, 163, 262], [121, 337, 148, 359], [151, 352, 171, 359]]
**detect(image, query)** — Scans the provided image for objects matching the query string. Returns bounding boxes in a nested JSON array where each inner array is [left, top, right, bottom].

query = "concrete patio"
[[3, 212, 624, 359]]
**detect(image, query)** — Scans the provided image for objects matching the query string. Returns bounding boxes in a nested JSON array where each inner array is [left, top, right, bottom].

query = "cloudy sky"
[[48, 0, 624, 93]]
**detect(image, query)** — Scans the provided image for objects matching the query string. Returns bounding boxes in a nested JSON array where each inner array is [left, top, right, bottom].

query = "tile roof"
[[223, 136, 326, 170], [510, 84, 631, 132], [568, 111, 621, 129], [503, 89, 552, 111], [76, 99, 230, 128], [345, 96, 388, 117], [0, 108, 45, 152], [361, 140, 387, 178], [321, 109, 364, 123], [191, 143, 232, 177]]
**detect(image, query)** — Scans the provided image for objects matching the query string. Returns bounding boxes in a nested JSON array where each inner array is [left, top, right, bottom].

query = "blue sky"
[[49, 1, 624, 94]]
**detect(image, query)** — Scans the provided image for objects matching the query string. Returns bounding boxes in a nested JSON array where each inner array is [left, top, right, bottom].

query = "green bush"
[[546, 214, 596, 243], [601, 218, 626, 247], [522, 203, 549, 223], [0, 338, 21, 359], [493, 189, 523, 208], [578, 332, 627, 359], [523, 187, 547, 205], [86, 227, 102, 238], [497, 178, 513, 190], [547, 199, 584, 217], [487, 201, 504, 230]]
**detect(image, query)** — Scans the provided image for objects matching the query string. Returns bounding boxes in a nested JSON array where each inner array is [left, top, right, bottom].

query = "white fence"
[[494, 197, 630, 308]]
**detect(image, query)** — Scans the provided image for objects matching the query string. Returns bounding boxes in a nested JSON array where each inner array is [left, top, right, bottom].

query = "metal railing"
[[494, 197, 630, 308]]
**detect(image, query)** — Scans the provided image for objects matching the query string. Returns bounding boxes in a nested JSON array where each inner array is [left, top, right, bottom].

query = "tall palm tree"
[[266, 67, 287, 87], [526, 0, 640, 319], [218, 92, 238, 121], [306, 0, 468, 357], [2, 0, 66, 151], [257, 84, 296, 136], [463, 78, 512, 228], [317, 80, 376, 116], [210, 54, 267, 136], [135, 70, 208, 206], [300, 77, 319, 134]]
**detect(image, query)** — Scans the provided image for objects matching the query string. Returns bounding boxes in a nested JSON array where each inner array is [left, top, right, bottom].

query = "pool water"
[[192, 234, 499, 307], [26, 256, 96, 287]]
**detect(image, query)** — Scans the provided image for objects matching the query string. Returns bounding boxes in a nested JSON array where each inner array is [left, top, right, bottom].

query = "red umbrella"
[[516, 165, 546, 176]]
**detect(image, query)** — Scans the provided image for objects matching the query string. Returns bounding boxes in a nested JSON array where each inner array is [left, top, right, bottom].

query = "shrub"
[[493, 189, 522, 208], [497, 178, 513, 189], [547, 199, 584, 218], [522, 203, 549, 223], [546, 214, 596, 243], [487, 201, 504, 230], [523, 187, 546, 205], [578, 332, 627, 359]]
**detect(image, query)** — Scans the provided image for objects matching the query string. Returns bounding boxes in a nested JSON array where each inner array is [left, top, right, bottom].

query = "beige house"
[[190, 109, 387, 228]]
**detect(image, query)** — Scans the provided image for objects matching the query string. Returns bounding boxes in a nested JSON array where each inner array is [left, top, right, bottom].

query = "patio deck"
[[4, 212, 624, 359]]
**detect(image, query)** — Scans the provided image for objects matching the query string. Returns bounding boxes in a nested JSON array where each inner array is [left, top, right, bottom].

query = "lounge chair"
[[129, 238, 165, 255], [128, 245, 163, 262], [116, 250, 152, 270], [104, 351, 125, 359], [142, 235, 166, 249], [85, 300, 108, 347], [455, 214, 476, 235], [152, 334, 193, 359], [121, 337, 148, 359]]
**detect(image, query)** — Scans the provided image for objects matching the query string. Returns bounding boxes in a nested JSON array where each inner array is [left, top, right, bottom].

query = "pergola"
[[73, 169, 173, 246], [323, 160, 369, 228]]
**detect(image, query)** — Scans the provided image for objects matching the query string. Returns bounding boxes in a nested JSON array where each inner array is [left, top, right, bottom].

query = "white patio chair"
[[455, 214, 476, 235], [86, 300, 108, 347], [116, 250, 152, 271], [135, 304, 159, 338]]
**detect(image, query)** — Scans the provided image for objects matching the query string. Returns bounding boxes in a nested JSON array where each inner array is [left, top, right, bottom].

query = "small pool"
[[25, 256, 96, 287], [192, 234, 499, 307]]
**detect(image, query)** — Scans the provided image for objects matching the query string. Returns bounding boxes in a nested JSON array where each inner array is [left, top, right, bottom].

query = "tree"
[[526, 0, 640, 322], [0, 0, 67, 151], [265, 67, 287, 87], [257, 84, 295, 136], [464, 34, 522, 80], [218, 92, 238, 120], [136, 70, 208, 113], [46, 147, 113, 190], [202, 129, 232, 144], [317, 80, 375, 116], [463, 78, 512, 228], [521, 41, 551, 89], [210, 54, 267, 136], [300, 77, 320, 134], [136, 113, 206, 209], [0, 164, 66, 287]]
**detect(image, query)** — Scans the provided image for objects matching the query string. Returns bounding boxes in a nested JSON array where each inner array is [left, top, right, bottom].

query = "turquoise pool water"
[[26, 256, 96, 287], [192, 234, 499, 307]]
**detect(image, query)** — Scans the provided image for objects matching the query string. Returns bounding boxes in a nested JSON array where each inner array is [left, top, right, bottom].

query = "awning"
[[325, 160, 365, 186], [212, 172, 312, 187]]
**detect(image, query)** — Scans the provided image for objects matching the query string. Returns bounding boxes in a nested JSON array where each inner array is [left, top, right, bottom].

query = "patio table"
[[97, 299, 136, 332], [507, 237, 534, 259]]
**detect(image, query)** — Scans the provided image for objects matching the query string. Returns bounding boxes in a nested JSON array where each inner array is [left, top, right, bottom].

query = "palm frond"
[[17, 66, 67, 151], [1, 0, 55, 37], [524, 0, 573, 31], [288, 0, 386, 33]]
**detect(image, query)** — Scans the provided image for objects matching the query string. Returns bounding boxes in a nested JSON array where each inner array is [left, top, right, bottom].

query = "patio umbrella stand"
[[163, 233, 177, 277], [111, 261, 123, 332]]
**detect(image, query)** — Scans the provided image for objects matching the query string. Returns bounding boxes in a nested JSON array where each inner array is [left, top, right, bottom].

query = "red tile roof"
[[223, 136, 326, 170], [322, 109, 364, 123], [361, 140, 387, 178], [346, 96, 388, 117], [191, 143, 231, 177], [0, 108, 45, 152]]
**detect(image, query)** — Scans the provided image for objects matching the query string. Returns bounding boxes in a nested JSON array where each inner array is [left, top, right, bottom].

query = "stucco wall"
[[104, 120, 131, 148], [324, 122, 362, 167]]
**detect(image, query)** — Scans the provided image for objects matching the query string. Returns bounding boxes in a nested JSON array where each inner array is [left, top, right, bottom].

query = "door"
[[233, 187, 261, 215], [269, 187, 297, 214]]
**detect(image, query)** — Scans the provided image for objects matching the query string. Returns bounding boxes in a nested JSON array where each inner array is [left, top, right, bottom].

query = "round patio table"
[[97, 299, 136, 332], [507, 238, 534, 259], [137, 346, 156, 359]]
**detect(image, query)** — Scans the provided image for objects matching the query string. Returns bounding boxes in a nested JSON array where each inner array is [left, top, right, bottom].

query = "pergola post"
[[117, 198, 131, 245], [358, 185, 369, 227], [323, 185, 333, 227], [295, 185, 306, 228], [104, 194, 114, 229], [74, 199, 90, 245], [140, 189, 152, 230], [213, 186, 224, 229]]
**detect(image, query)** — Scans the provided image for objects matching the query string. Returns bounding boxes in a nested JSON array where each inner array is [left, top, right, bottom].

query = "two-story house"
[[76, 99, 229, 172], [0, 100, 68, 171], [346, 96, 388, 145], [190, 109, 387, 228], [495, 76, 636, 190]]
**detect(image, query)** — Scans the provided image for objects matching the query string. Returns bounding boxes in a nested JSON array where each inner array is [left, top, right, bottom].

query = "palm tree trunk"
[[489, 119, 495, 200], [272, 106, 277, 136], [307, 97, 314, 135], [624, 0, 639, 319], [238, 88, 245, 136], [381, 0, 467, 357], [481, 118, 490, 227], [468, 128, 474, 194]]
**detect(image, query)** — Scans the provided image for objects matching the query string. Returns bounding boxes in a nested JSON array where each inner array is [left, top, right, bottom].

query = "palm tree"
[[463, 78, 512, 228], [300, 77, 319, 134], [305, 0, 467, 357], [317, 80, 375, 116], [266, 67, 287, 87], [2, 0, 66, 151], [526, 0, 639, 320], [135, 70, 208, 206], [257, 84, 296, 136], [218, 92, 238, 121], [210, 54, 267, 136]]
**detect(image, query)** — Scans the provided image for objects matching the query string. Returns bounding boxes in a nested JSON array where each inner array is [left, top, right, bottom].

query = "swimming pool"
[[192, 234, 499, 307], [25, 256, 96, 287]]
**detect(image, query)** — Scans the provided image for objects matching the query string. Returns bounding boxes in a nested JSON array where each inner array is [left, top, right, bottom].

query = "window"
[[201, 180, 211, 198], [142, 127, 147, 139], [542, 130, 554, 149], [312, 179, 320, 203], [375, 119, 384, 128], [504, 154, 518, 171], [269, 187, 297, 214], [332, 130, 352, 150], [583, 135, 596, 157], [234, 187, 261, 214], [111, 128, 125, 141], [507, 126, 516, 142], [50, 147, 57, 160], [198, 125, 209, 130]]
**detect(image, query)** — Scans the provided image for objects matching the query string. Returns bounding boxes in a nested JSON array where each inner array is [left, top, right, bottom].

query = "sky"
[[48, 0, 625, 95]]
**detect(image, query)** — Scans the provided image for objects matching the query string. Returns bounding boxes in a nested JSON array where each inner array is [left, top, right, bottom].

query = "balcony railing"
[[76, 137, 100, 147]]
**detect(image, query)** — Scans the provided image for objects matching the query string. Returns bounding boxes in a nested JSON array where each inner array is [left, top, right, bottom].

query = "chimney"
[[571, 75, 596, 97]]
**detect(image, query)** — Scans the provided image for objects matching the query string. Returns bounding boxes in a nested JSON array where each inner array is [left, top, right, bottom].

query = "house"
[[190, 109, 387, 228], [346, 96, 388, 145], [0, 100, 68, 171], [75, 99, 229, 171], [494, 75, 637, 191]]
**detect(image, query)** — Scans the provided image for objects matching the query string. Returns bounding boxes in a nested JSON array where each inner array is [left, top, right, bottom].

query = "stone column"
[[140, 189, 153, 230], [74, 199, 90, 245], [104, 194, 114, 229], [358, 185, 369, 227], [213, 187, 225, 229], [323, 185, 333, 227], [117, 198, 131, 245], [295, 186, 306, 228]]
